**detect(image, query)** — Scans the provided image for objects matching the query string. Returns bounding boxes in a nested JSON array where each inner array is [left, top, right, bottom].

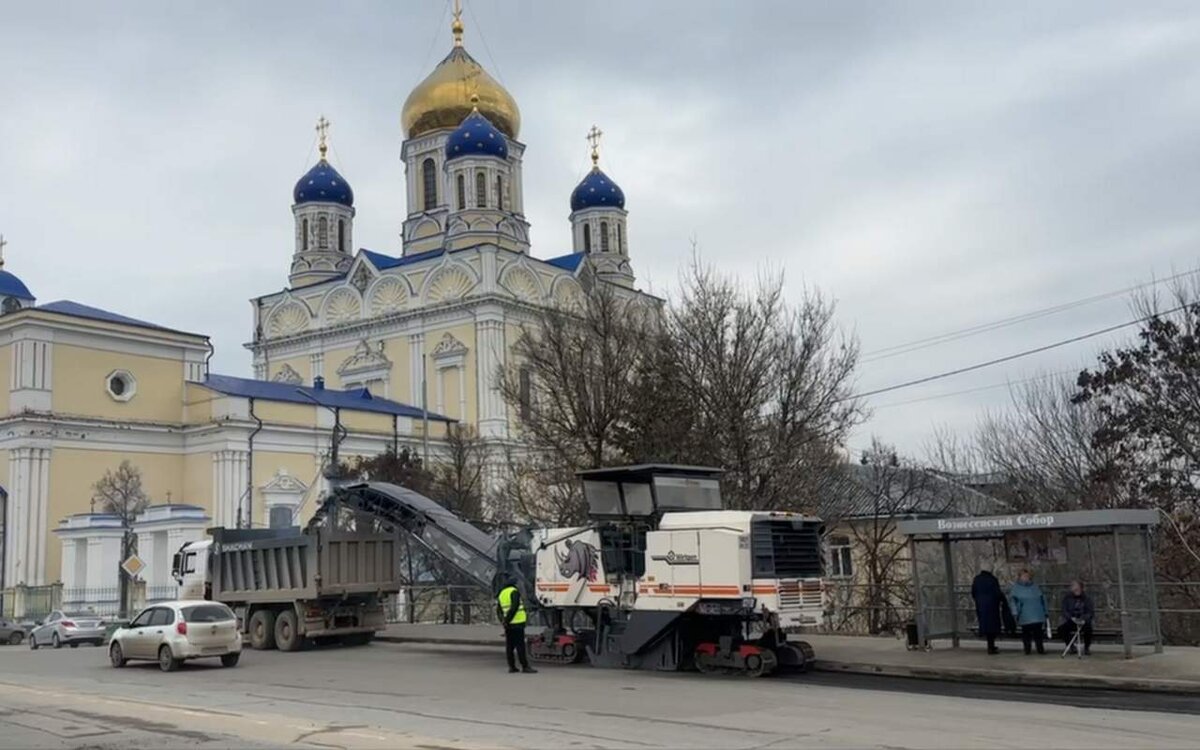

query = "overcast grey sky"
[[2, 1, 1198, 456]]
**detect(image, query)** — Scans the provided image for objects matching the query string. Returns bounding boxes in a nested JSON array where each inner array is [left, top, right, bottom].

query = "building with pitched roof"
[[249, 7, 655, 445]]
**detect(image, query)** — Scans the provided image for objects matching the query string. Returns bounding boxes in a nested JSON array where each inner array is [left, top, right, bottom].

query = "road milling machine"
[[319, 464, 826, 677]]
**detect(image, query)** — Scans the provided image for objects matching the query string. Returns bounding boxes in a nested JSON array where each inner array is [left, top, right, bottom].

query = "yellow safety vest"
[[497, 585, 527, 625]]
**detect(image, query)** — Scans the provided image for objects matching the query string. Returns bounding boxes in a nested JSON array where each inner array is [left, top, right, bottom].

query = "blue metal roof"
[[543, 253, 585, 272], [293, 159, 354, 207], [360, 247, 446, 270], [201, 373, 454, 421], [36, 300, 203, 337], [445, 110, 509, 162], [0, 270, 34, 301], [571, 167, 625, 211]]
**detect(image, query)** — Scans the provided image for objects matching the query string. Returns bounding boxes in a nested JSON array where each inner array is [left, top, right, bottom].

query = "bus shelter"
[[897, 509, 1161, 658]]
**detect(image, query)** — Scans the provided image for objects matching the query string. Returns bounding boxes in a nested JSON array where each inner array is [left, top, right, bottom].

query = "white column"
[[311, 352, 325, 381], [212, 450, 249, 528], [8, 447, 51, 585], [435, 368, 445, 415], [457, 363, 466, 420], [408, 333, 425, 407], [475, 316, 507, 438], [61, 539, 77, 590], [136, 530, 154, 586], [85, 538, 106, 590]]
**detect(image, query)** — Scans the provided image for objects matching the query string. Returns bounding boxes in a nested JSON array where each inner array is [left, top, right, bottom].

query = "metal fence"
[[61, 585, 179, 619], [384, 585, 498, 625]]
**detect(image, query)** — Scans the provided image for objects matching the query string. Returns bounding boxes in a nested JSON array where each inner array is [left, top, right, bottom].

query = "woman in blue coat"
[[1009, 568, 1049, 655]]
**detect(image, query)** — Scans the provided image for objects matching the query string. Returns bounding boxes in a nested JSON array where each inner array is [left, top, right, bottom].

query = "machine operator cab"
[[577, 464, 725, 524]]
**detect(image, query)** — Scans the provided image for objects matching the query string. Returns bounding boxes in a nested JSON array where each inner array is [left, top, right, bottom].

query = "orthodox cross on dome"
[[315, 116, 330, 160], [0, 234, 6, 270], [587, 125, 603, 167], [452, 0, 464, 47]]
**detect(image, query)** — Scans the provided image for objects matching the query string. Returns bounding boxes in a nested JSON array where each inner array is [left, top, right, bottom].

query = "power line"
[[847, 302, 1189, 403], [862, 268, 1200, 363], [871, 369, 1077, 411]]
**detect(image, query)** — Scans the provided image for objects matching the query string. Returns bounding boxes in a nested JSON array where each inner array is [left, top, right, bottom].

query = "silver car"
[[109, 601, 241, 672], [0, 618, 29, 645], [28, 610, 107, 649]]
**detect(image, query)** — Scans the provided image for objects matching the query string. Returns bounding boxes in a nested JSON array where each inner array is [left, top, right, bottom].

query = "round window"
[[105, 370, 136, 402]]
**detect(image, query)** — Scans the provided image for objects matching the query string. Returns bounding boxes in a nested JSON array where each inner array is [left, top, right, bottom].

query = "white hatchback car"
[[110, 600, 241, 672]]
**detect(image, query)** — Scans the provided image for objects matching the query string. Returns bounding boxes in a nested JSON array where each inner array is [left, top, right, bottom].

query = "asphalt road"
[[0, 640, 1197, 749]]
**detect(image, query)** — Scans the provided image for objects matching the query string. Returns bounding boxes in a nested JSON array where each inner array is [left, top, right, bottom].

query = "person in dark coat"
[[971, 569, 1006, 654], [1057, 579, 1096, 655]]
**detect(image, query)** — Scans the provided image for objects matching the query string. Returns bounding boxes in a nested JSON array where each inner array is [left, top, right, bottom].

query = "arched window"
[[616, 224, 623, 254], [422, 158, 437, 210], [318, 216, 329, 248], [583, 224, 591, 253], [456, 174, 466, 210], [600, 221, 610, 253], [338, 219, 345, 253], [302, 218, 309, 251], [475, 171, 487, 208], [496, 175, 504, 211]]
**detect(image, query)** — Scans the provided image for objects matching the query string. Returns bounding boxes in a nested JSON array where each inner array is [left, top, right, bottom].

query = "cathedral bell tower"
[[570, 127, 634, 288], [399, 1, 528, 255], [290, 117, 355, 288]]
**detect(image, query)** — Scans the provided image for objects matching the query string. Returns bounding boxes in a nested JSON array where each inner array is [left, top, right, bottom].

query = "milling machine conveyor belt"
[[310, 481, 501, 592]]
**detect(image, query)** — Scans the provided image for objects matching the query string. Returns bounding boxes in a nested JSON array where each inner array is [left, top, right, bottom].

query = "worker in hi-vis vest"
[[496, 577, 536, 673]]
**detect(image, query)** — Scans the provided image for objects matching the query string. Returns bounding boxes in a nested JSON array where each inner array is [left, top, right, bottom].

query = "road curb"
[[811, 659, 1200, 696], [377, 633, 1200, 695], [378, 634, 504, 647]]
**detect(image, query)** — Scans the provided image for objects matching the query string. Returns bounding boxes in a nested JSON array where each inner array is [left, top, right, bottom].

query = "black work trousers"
[[505, 624, 529, 670], [1020, 623, 1045, 654]]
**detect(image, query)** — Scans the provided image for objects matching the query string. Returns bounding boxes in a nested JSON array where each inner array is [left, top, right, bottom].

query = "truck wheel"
[[274, 610, 302, 652], [249, 610, 277, 650]]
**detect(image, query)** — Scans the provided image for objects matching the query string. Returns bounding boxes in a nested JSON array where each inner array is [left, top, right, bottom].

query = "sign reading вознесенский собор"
[[895, 508, 1160, 537]]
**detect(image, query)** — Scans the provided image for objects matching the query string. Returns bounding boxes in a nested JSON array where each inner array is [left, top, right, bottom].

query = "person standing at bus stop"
[[497, 577, 537, 674], [1009, 568, 1049, 655], [971, 568, 1007, 654]]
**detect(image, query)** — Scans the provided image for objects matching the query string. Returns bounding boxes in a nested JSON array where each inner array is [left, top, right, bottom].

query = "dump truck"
[[171, 499, 402, 651]]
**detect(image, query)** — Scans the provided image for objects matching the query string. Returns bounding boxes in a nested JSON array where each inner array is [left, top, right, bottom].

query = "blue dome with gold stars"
[[0, 270, 34, 301], [570, 167, 625, 212], [445, 110, 509, 161], [293, 159, 354, 207]]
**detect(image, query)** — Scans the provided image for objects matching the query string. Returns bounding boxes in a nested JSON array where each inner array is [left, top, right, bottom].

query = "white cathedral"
[[249, 7, 654, 448]]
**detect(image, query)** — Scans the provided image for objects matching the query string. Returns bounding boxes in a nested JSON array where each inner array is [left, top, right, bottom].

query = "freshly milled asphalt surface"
[[0, 640, 1196, 749]]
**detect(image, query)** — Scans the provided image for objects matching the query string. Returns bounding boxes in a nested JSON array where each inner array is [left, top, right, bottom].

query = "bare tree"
[[974, 375, 1127, 512], [91, 461, 150, 618], [430, 424, 487, 522], [835, 442, 944, 633], [497, 281, 658, 523], [92, 460, 150, 523], [666, 261, 863, 511]]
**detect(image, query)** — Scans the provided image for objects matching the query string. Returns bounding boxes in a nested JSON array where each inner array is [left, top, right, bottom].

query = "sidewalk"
[[377, 623, 1200, 695]]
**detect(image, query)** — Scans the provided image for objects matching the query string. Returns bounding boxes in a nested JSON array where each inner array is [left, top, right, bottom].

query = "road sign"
[[121, 554, 145, 579]]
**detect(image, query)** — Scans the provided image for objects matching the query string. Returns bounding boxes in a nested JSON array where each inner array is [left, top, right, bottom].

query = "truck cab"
[[171, 540, 211, 601]]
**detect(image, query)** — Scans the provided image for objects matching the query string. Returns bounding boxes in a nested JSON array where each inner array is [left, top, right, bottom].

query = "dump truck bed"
[[209, 526, 401, 604]]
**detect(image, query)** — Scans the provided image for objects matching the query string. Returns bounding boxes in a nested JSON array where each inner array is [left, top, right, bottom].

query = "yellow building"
[[1, 8, 657, 603], [0, 292, 451, 592], [249, 8, 658, 447]]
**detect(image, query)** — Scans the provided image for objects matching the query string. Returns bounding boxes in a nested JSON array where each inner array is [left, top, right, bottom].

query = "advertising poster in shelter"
[[1004, 528, 1068, 563]]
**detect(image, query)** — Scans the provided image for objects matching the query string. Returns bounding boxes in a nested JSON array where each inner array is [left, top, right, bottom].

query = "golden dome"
[[401, 45, 520, 140]]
